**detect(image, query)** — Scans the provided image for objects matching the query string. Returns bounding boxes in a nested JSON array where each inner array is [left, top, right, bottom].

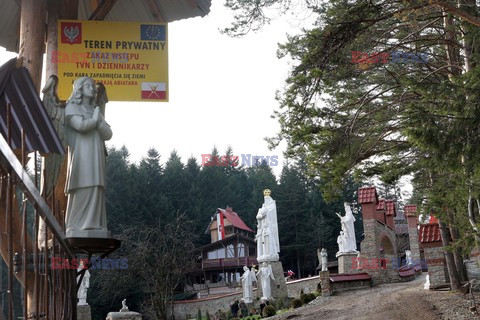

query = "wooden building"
[[188, 207, 258, 290]]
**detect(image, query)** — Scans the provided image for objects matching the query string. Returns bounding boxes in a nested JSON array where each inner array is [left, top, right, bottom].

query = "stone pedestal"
[[257, 261, 288, 300], [337, 252, 359, 274], [106, 311, 142, 320], [77, 305, 92, 320], [319, 271, 332, 297]]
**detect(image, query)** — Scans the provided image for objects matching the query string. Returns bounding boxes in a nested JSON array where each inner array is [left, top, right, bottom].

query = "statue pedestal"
[[319, 271, 332, 297], [106, 311, 142, 320], [67, 229, 111, 238], [257, 261, 288, 301], [337, 252, 359, 274], [77, 305, 92, 320]]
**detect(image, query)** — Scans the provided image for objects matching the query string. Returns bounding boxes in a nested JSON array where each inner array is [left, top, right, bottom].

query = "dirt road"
[[274, 274, 479, 320]]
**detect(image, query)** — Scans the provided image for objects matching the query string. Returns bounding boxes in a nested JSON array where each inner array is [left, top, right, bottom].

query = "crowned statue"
[[256, 189, 280, 262], [336, 202, 358, 257]]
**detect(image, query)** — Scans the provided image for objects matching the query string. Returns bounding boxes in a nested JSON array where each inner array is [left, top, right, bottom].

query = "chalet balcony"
[[202, 256, 258, 270]]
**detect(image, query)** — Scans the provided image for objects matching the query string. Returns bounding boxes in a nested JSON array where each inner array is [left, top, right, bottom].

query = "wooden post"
[[46, 0, 60, 80], [46, 0, 79, 81], [18, 0, 47, 93]]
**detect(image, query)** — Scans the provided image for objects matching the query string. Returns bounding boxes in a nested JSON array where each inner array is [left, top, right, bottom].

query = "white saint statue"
[[336, 202, 358, 256], [64, 77, 113, 237], [240, 266, 257, 303], [320, 248, 328, 272], [255, 210, 264, 260], [77, 260, 90, 306], [120, 298, 129, 312], [256, 189, 280, 262], [405, 250, 413, 266], [256, 262, 275, 300], [337, 231, 345, 253]]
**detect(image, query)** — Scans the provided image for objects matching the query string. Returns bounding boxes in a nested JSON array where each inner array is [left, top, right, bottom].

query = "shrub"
[[262, 305, 276, 317], [276, 298, 285, 310], [197, 309, 202, 320], [301, 292, 316, 304], [206, 312, 211, 320], [291, 298, 303, 309]]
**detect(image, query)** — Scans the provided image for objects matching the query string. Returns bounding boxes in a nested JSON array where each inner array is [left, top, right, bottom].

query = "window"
[[207, 251, 216, 259], [237, 243, 245, 257], [207, 248, 226, 259], [226, 244, 235, 258]]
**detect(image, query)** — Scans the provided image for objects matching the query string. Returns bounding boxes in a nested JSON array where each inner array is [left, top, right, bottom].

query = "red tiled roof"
[[404, 205, 417, 217], [429, 216, 438, 224], [358, 186, 378, 204], [385, 200, 396, 217], [419, 223, 441, 243], [376, 199, 386, 211], [218, 208, 253, 232]]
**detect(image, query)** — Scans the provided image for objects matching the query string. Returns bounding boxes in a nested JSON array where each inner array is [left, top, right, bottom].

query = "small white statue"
[[77, 260, 90, 306], [257, 262, 275, 300], [120, 298, 129, 312], [256, 189, 280, 262], [255, 212, 264, 260], [240, 266, 257, 303], [336, 203, 358, 255], [320, 248, 328, 272], [405, 250, 413, 266], [337, 231, 345, 253]]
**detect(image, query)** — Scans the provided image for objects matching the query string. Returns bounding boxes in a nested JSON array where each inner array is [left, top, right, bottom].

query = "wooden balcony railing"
[[202, 256, 258, 270]]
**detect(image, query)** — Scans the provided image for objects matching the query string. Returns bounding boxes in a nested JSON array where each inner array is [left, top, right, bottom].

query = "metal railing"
[[0, 104, 76, 319]]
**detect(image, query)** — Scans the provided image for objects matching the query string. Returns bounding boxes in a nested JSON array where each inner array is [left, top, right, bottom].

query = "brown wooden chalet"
[[188, 207, 257, 289]]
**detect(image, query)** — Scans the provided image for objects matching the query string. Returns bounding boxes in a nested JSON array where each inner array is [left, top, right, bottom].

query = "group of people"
[[229, 299, 269, 318], [229, 300, 248, 318]]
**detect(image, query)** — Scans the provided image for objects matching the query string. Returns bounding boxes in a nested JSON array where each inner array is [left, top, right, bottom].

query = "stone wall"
[[423, 244, 449, 288], [170, 276, 321, 320], [408, 226, 421, 262], [407, 214, 421, 263], [286, 276, 319, 298], [169, 291, 243, 320], [359, 219, 399, 285]]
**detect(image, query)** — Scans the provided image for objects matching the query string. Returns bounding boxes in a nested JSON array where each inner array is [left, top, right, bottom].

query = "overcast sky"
[[0, 1, 319, 177]]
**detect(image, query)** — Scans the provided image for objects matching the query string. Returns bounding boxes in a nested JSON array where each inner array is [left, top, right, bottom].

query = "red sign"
[[61, 22, 82, 45]]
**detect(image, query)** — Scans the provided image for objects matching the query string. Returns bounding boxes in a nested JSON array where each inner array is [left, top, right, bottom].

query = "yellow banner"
[[57, 20, 168, 102]]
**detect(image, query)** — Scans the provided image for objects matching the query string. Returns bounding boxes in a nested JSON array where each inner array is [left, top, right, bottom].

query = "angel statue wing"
[[38, 75, 66, 249], [95, 82, 110, 157], [40, 75, 66, 198]]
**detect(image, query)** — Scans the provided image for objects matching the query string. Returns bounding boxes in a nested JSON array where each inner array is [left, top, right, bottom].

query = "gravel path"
[[272, 274, 480, 320]]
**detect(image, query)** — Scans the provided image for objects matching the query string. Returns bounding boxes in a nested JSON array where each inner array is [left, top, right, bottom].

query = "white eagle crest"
[[64, 26, 79, 43]]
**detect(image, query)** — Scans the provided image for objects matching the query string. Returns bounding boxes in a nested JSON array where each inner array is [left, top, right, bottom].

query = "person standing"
[[230, 300, 239, 318]]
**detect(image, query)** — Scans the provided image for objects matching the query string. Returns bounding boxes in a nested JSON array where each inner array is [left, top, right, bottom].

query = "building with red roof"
[[186, 207, 257, 294], [418, 216, 448, 289]]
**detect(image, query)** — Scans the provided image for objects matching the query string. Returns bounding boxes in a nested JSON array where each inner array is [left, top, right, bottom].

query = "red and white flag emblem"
[[216, 212, 225, 240], [61, 22, 82, 45], [141, 82, 166, 100]]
